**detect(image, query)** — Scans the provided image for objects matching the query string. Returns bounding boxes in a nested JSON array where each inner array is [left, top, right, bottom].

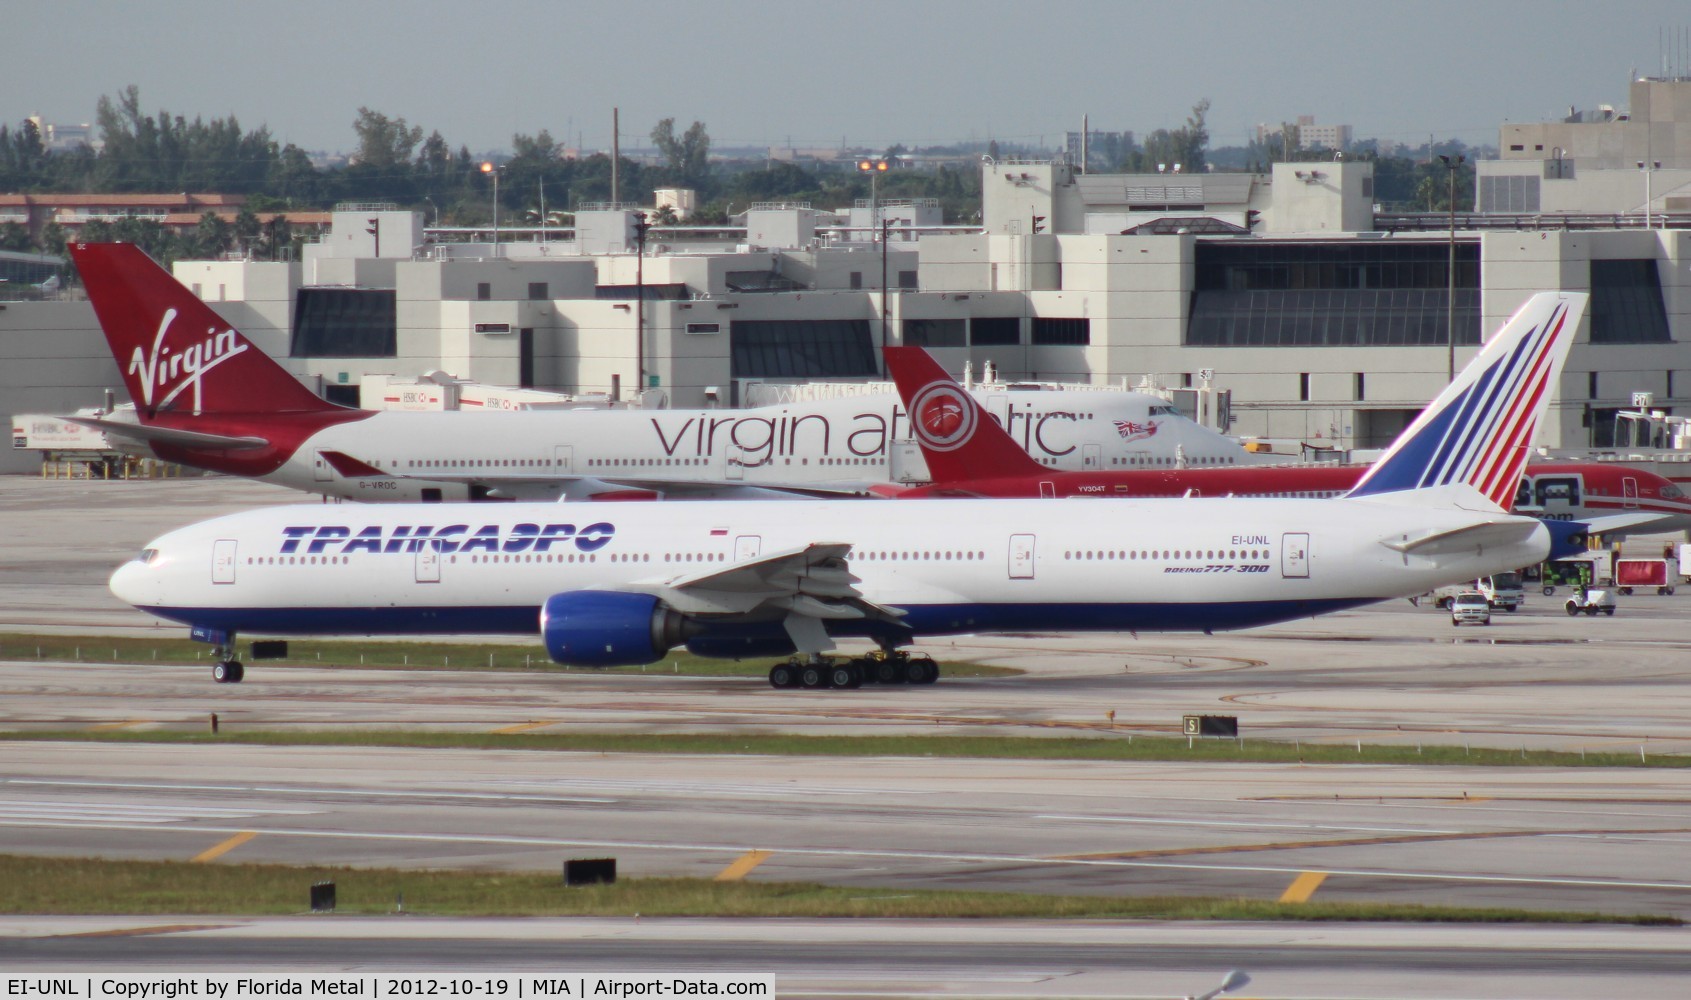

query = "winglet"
[[69, 242, 347, 421], [1345, 292, 1586, 509], [882, 346, 1047, 481]]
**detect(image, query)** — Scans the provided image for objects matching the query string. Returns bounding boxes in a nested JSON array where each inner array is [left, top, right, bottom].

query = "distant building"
[[1480, 74, 1691, 216], [1499, 76, 1691, 171], [0, 193, 329, 241], [1255, 116, 1353, 152], [25, 116, 97, 153]]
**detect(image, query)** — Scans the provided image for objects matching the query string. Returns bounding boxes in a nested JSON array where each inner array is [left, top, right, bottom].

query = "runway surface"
[[6, 475, 1691, 993], [4, 916, 1688, 998], [6, 740, 1691, 920]]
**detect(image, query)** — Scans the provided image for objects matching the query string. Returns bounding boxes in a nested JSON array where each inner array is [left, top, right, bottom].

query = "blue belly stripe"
[[147, 598, 1374, 641]]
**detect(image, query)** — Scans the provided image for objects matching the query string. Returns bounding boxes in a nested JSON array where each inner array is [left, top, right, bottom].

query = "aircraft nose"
[[109, 557, 159, 608]]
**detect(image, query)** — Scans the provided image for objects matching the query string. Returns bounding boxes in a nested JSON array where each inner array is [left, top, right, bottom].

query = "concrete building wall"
[[0, 301, 118, 473]]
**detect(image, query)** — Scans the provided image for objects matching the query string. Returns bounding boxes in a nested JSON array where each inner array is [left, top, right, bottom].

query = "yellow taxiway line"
[[192, 830, 257, 863], [714, 850, 773, 881]]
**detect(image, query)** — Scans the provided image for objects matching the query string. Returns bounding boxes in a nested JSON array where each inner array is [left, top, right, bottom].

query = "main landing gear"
[[767, 649, 939, 690], [210, 639, 244, 684]]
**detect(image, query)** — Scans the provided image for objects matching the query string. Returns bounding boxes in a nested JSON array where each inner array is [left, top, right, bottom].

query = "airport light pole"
[[859, 158, 890, 372], [1439, 154, 1464, 382], [633, 211, 651, 402], [1639, 159, 1661, 228], [480, 161, 502, 245]]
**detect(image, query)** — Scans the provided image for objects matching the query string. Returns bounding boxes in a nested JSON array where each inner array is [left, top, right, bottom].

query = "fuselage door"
[[1623, 476, 1639, 508], [734, 534, 762, 562], [553, 445, 573, 475], [1281, 532, 1310, 579], [1083, 443, 1101, 470], [726, 446, 745, 481], [1039, 480, 1056, 499], [416, 540, 441, 583], [1009, 533, 1036, 579], [212, 539, 238, 585], [313, 451, 333, 482]]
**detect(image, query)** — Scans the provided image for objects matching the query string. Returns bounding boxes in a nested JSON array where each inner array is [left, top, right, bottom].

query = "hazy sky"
[[11, 0, 1691, 156]]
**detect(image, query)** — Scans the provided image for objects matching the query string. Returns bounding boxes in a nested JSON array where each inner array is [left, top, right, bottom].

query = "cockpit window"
[[139, 548, 159, 565], [1148, 405, 1178, 416], [1661, 484, 1683, 499]]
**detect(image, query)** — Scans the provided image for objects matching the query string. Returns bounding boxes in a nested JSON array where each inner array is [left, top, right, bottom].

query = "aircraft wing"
[[1576, 512, 1677, 536], [614, 542, 905, 654], [68, 416, 270, 451]]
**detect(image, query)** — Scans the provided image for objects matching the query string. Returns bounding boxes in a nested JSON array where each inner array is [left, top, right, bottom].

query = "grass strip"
[[6, 728, 1686, 768], [0, 855, 1673, 924], [0, 633, 1011, 678]]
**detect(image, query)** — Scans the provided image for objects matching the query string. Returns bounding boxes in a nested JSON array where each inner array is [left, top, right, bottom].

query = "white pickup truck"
[[1432, 572, 1524, 612]]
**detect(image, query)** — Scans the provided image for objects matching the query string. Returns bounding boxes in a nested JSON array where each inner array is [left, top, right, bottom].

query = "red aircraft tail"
[[70, 242, 343, 420], [882, 346, 1047, 482]]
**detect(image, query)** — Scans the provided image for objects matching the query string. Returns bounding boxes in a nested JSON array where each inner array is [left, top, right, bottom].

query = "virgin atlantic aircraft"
[[882, 344, 1689, 534], [68, 242, 1250, 501], [110, 292, 1588, 687]]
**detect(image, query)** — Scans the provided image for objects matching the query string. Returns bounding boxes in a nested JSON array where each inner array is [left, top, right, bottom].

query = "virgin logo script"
[[128, 308, 248, 415]]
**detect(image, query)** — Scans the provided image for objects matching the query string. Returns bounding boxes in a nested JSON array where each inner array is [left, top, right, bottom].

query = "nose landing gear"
[[207, 637, 244, 684]]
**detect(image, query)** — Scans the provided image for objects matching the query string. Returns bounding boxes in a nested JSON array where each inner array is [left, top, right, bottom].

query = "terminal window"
[[903, 319, 966, 348], [291, 288, 397, 358], [729, 319, 876, 379], [970, 317, 1020, 346], [1032, 318, 1090, 346], [1186, 242, 1480, 347], [1589, 259, 1671, 344]]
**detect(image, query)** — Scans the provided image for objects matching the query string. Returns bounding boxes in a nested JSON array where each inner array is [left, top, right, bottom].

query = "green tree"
[[0, 220, 33, 251], [650, 118, 711, 189], [352, 108, 424, 168], [191, 211, 233, 258]]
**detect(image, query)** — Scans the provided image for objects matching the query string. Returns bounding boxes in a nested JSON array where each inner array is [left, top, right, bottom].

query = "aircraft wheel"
[[212, 661, 243, 684], [851, 659, 878, 685], [875, 660, 906, 685], [799, 665, 829, 689], [828, 664, 861, 690], [228, 662, 245, 683], [768, 664, 799, 689]]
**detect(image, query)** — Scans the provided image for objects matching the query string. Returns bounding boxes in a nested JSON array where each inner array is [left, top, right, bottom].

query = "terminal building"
[[4, 77, 1690, 476]]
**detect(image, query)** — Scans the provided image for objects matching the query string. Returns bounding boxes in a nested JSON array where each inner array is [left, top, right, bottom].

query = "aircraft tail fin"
[[1345, 291, 1586, 509], [882, 346, 1048, 481], [69, 242, 346, 421]]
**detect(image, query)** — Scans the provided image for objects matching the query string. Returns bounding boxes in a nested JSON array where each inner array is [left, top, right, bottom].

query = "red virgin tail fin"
[[70, 242, 344, 420], [882, 346, 1046, 482]]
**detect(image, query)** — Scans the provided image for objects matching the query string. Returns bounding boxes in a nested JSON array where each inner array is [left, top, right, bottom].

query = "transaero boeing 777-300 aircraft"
[[110, 292, 1588, 689], [68, 242, 1251, 502]]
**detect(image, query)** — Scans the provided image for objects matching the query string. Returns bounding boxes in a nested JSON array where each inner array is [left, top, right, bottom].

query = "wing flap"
[[612, 542, 904, 652]]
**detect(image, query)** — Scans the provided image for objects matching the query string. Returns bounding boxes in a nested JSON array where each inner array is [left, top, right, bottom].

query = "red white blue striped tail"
[[1345, 292, 1586, 509]]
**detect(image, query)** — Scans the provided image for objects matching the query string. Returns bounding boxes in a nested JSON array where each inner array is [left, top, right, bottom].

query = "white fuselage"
[[266, 390, 1248, 501], [113, 496, 1550, 645]]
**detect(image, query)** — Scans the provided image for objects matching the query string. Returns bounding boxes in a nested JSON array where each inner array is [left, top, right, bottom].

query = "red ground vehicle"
[[1615, 558, 1678, 596]]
